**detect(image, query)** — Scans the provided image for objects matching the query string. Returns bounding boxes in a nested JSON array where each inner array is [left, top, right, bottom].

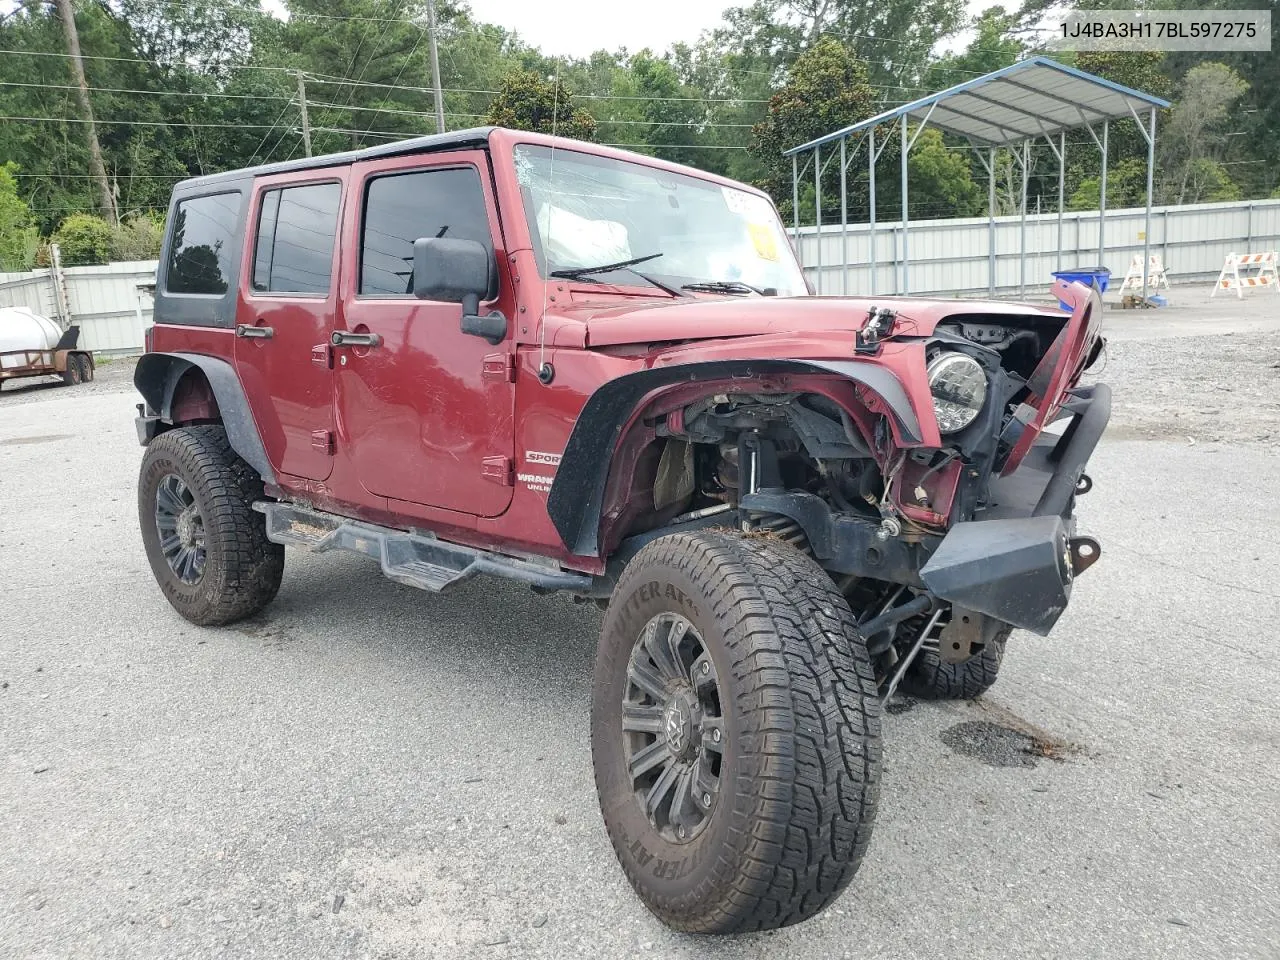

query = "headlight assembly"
[[927, 352, 987, 433]]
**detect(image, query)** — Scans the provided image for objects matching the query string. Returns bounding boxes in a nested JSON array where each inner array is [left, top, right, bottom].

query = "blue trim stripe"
[[783, 56, 1171, 155]]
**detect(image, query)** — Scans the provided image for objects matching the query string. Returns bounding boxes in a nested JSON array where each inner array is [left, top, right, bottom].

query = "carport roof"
[[784, 56, 1171, 154]]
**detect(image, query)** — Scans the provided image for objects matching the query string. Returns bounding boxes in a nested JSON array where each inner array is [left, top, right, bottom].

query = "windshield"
[[514, 144, 807, 297]]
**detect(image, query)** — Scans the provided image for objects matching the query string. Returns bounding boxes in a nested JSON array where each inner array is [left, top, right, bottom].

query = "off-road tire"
[[138, 425, 283, 626], [898, 629, 1010, 700], [592, 531, 881, 934], [62, 356, 82, 385], [76, 353, 93, 382]]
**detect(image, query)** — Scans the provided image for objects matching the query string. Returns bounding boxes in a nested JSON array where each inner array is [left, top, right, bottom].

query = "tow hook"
[[1068, 536, 1101, 575]]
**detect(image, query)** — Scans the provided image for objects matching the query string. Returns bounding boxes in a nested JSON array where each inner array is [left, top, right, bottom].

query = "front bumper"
[[919, 383, 1111, 635]]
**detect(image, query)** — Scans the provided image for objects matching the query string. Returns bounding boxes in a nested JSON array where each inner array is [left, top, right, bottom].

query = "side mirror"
[[412, 237, 491, 313], [412, 237, 507, 344]]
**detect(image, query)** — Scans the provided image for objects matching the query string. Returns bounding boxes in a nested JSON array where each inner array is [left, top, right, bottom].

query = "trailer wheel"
[[138, 425, 283, 626], [592, 531, 881, 933], [76, 353, 93, 382], [62, 356, 82, 385]]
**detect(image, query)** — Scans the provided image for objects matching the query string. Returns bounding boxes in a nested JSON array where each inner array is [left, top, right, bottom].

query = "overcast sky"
[[467, 0, 734, 57]]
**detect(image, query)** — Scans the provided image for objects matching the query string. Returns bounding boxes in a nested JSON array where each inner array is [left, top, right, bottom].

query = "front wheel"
[[138, 425, 284, 625], [592, 531, 881, 934]]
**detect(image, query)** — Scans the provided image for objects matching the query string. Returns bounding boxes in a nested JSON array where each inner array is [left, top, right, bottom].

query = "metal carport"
[[783, 56, 1171, 300]]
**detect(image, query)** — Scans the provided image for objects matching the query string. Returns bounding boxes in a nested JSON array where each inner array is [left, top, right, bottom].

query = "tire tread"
[[139, 425, 283, 625], [597, 531, 881, 933]]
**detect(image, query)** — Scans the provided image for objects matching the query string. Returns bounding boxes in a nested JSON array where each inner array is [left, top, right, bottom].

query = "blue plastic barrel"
[[1051, 267, 1111, 311]]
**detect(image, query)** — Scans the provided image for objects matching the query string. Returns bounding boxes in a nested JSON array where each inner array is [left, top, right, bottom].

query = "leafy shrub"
[[110, 213, 164, 261], [52, 213, 113, 266]]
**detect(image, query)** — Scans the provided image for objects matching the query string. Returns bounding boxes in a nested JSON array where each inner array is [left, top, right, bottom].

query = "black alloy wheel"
[[154, 473, 207, 584], [622, 612, 723, 844]]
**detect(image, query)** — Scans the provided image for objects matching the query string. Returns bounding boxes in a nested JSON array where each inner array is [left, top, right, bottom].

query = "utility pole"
[[295, 70, 312, 157], [54, 0, 116, 226], [425, 0, 445, 134]]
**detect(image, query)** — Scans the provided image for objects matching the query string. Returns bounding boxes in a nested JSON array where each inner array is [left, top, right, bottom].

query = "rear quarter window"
[[165, 192, 242, 295]]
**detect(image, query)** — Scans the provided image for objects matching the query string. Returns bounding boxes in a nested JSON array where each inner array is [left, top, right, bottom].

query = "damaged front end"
[[749, 282, 1105, 686], [552, 280, 1109, 691]]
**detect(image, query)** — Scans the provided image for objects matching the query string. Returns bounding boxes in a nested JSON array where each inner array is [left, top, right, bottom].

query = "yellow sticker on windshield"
[[748, 222, 779, 261]]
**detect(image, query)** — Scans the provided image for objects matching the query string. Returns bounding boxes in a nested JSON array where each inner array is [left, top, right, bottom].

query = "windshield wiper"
[[681, 280, 776, 296], [549, 252, 664, 280], [550, 253, 685, 298]]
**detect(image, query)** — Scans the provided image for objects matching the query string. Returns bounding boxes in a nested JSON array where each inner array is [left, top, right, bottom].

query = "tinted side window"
[[360, 167, 493, 297], [252, 182, 341, 294], [166, 192, 242, 295]]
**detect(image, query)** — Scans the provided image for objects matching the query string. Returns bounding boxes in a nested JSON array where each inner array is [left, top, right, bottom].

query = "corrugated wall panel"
[[797, 199, 1280, 297]]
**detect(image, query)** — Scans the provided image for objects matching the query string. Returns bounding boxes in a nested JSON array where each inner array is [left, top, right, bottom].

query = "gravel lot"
[[2, 290, 1278, 960]]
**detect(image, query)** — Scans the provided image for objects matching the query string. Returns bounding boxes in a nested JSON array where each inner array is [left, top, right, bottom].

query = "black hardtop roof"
[[173, 126, 496, 193]]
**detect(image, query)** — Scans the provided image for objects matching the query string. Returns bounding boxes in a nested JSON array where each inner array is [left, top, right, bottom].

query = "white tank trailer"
[[0, 307, 95, 389]]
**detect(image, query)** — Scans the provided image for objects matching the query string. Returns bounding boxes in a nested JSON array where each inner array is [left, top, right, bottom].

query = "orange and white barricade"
[[1211, 251, 1279, 298], [1118, 254, 1170, 296]]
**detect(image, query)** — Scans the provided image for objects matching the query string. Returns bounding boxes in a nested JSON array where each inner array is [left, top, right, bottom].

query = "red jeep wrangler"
[[134, 127, 1107, 934]]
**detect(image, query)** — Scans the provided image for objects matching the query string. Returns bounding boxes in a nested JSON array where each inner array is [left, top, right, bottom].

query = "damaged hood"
[[544, 294, 1065, 349]]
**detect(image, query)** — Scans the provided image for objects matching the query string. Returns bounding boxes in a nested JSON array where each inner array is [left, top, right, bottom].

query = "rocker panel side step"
[[254, 500, 593, 595]]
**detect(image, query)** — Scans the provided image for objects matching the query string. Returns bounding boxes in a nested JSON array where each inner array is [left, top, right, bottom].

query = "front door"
[[336, 151, 515, 518], [233, 174, 344, 482]]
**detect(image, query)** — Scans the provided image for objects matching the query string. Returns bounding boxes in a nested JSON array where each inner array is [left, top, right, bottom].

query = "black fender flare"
[[546, 358, 921, 557], [133, 352, 275, 485]]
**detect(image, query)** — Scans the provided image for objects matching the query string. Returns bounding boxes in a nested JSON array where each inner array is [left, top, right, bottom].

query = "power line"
[[0, 79, 294, 101], [303, 99, 759, 128], [0, 47, 293, 72], [302, 74, 773, 104], [0, 114, 295, 129]]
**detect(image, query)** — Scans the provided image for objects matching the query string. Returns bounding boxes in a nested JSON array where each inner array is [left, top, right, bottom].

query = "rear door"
[[233, 173, 345, 482]]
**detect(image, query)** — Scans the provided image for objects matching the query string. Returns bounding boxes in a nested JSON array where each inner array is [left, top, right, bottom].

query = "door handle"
[[330, 330, 382, 348], [235, 324, 273, 339]]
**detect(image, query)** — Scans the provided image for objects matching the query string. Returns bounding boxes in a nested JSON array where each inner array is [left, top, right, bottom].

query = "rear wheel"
[[898, 629, 1010, 700], [592, 531, 881, 934], [76, 353, 93, 382], [138, 425, 283, 625]]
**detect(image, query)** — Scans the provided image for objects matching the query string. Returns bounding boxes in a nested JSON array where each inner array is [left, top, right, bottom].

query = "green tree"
[[926, 6, 1024, 91], [751, 37, 877, 215], [1159, 61, 1248, 203], [485, 70, 597, 140], [715, 0, 965, 88], [52, 213, 113, 265], [0, 163, 39, 271], [1067, 157, 1148, 210], [907, 128, 983, 218], [628, 52, 706, 168]]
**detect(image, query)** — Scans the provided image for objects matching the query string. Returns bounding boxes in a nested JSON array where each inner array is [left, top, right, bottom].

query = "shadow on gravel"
[[239, 554, 602, 697]]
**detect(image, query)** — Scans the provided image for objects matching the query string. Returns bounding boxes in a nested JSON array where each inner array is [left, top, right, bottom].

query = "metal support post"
[[840, 137, 848, 295], [988, 147, 996, 295], [1142, 108, 1157, 299], [791, 153, 800, 245], [814, 144, 822, 293], [1019, 139, 1029, 297], [1098, 119, 1109, 268], [900, 114, 909, 295], [869, 127, 877, 295], [1058, 131, 1065, 272]]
